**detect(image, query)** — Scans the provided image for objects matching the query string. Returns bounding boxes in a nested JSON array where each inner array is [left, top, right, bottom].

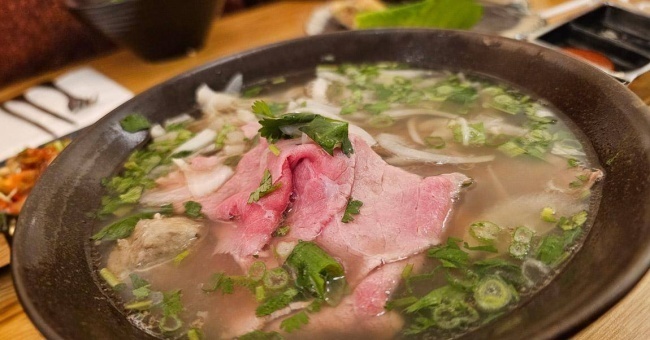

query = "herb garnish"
[[257, 107, 354, 156], [341, 198, 363, 223], [280, 311, 309, 333], [248, 169, 282, 203], [120, 114, 151, 133], [183, 201, 203, 218]]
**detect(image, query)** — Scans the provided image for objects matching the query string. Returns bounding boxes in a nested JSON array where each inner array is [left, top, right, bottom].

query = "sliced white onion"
[[377, 133, 495, 164], [223, 73, 243, 94], [407, 117, 425, 145], [316, 70, 351, 84], [308, 78, 330, 103], [172, 129, 217, 154], [150, 124, 166, 138]]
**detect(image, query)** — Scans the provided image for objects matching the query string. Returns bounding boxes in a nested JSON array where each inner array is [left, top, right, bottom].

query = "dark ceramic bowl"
[[65, 0, 225, 61], [12, 29, 650, 339]]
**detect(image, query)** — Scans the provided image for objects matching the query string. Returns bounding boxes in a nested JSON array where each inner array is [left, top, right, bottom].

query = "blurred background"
[[0, 0, 272, 87]]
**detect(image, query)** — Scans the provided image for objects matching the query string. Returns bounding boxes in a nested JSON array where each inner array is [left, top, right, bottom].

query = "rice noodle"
[[406, 117, 425, 145], [383, 108, 457, 120], [487, 164, 510, 200], [377, 134, 495, 164], [457, 117, 470, 146]]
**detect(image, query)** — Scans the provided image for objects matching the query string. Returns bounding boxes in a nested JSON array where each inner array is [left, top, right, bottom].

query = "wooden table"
[[1, 1, 649, 339]]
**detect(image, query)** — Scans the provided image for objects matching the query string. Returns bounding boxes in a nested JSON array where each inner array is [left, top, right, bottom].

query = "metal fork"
[[41, 81, 98, 112]]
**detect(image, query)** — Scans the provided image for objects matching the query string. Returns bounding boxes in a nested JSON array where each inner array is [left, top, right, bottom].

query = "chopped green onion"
[[469, 221, 501, 243], [567, 158, 580, 168], [285, 241, 346, 301], [248, 261, 267, 282], [513, 226, 534, 243], [268, 144, 281, 156], [187, 328, 203, 340], [124, 300, 153, 311], [99, 268, 125, 291], [173, 250, 190, 265], [263, 267, 290, 290], [255, 285, 266, 302], [572, 211, 588, 227], [401, 263, 414, 280], [473, 276, 513, 312], [509, 241, 530, 260], [159, 315, 183, 333], [541, 207, 557, 223]]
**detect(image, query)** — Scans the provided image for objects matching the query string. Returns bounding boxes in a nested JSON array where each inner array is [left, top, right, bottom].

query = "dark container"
[[66, 0, 225, 61]]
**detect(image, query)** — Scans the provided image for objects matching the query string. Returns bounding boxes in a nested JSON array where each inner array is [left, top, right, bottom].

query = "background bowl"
[[12, 29, 650, 339], [65, 0, 225, 61]]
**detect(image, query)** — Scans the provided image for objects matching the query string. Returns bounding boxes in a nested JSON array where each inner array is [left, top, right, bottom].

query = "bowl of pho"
[[12, 29, 650, 340]]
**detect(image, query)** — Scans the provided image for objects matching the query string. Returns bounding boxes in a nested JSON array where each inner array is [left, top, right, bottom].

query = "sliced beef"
[[315, 138, 468, 284], [201, 138, 354, 260]]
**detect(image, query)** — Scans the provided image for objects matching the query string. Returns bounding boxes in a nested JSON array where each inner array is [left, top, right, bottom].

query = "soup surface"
[[92, 63, 603, 339]]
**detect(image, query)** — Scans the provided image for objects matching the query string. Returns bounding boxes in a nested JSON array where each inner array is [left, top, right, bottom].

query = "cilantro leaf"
[[252, 100, 275, 118], [280, 311, 309, 333], [256, 288, 299, 316], [341, 199, 363, 223], [161, 290, 183, 317], [91, 212, 155, 241], [120, 114, 151, 133], [356, 0, 483, 30], [184, 201, 203, 218], [248, 169, 282, 203], [258, 113, 317, 143], [239, 330, 284, 340], [428, 238, 470, 268], [299, 115, 353, 156], [257, 108, 354, 156], [202, 273, 235, 294]]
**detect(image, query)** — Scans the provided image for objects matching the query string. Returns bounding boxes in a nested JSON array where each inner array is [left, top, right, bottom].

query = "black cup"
[[66, 0, 225, 61]]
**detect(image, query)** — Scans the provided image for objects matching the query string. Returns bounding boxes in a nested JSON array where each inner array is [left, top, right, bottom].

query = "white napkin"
[[0, 67, 133, 161]]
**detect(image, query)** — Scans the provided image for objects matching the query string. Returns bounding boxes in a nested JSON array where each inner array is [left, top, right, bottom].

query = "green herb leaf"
[[341, 198, 363, 223], [280, 311, 309, 333], [184, 201, 203, 218], [91, 212, 155, 241], [252, 100, 275, 118], [285, 241, 346, 301], [272, 225, 290, 237], [239, 330, 284, 340], [404, 285, 466, 313], [299, 115, 353, 156], [356, 0, 483, 30], [202, 273, 235, 294], [428, 238, 469, 268], [258, 112, 354, 156], [255, 288, 299, 317], [120, 114, 151, 133], [248, 169, 282, 204]]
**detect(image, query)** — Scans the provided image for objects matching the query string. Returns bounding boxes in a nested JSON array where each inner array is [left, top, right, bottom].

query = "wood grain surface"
[[0, 1, 648, 339]]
